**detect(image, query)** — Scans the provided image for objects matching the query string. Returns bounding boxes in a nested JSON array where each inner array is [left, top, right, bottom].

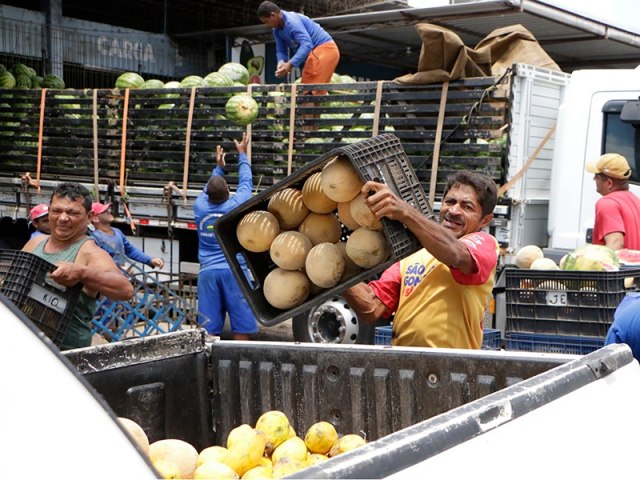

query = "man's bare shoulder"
[[21, 235, 47, 253]]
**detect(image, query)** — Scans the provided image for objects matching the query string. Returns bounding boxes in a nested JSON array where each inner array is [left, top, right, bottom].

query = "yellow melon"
[[337, 201, 360, 231], [304, 421, 338, 455], [194, 460, 239, 479], [242, 465, 273, 479], [269, 231, 312, 270], [328, 434, 366, 457], [263, 268, 310, 309], [271, 436, 308, 464], [237, 210, 280, 253], [321, 155, 364, 202], [298, 212, 342, 245], [335, 242, 361, 280], [346, 228, 390, 268], [149, 439, 199, 479], [349, 193, 382, 230], [305, 242, 345, 288], [302, 172, 338, 214], [197, 446, 229, 467], [117, 417, 150, 456], [255, 410, 291, 456], [267, 188, 309, 229], [224, 429, 267, 477]]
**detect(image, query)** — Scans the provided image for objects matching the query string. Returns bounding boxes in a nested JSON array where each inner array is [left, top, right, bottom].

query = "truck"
[[0, 62, 639, 344], [3, 294, 640, 479]]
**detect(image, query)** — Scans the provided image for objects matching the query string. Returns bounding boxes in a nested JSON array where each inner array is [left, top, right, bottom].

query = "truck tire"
[[291, 295, 376, 344]]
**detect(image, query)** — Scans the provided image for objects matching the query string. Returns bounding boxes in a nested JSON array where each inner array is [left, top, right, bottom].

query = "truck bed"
[[64, 329, 573, 453]]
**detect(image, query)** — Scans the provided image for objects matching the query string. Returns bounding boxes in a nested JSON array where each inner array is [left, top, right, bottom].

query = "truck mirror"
[[620, 100, 640, 126]]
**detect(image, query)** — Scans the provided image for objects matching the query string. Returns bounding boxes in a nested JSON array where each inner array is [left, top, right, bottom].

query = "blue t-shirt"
[[273, 10, 333, 68], [605, 292, 640, 361], [91, 227, 152, 267], [194, 153, 253, 271]]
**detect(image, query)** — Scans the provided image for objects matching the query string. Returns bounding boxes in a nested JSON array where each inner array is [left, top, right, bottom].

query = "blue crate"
[[505, 331, 604, 355], [482, 328, 502, 350], [375, 325, 393, 345], [375, 326, 502, 349]]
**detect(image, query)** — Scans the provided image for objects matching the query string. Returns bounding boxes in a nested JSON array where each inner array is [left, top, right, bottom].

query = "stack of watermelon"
[[114, 62, 258, 125], [0, 63, 65, 90]]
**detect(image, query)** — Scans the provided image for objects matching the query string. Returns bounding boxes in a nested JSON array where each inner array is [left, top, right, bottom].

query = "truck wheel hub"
[[308, 298, 358, 344]]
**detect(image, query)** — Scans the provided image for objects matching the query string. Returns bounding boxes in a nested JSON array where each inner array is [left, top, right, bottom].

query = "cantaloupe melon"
[[530, 257, 559, 270], [321, 155, 364, 202], [514, 245, 544, 269], [302, 172, 338, 214], [305, 242, 346, 288], [337, 201, 360, 231], [349, 193, 382, 230], [117, 417, 150, 456], [335, 241, 361, 280], [236, 210, 280, 252], [263, 268, 310, 309], [267, 188, 309, 229], [270, 231, 312, 270], [149, 439, 199, 479], [346, 228, 390, 268], [298, 212, 342, 245]]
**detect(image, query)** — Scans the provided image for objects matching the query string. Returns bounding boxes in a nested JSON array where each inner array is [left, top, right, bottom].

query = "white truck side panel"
[[502, 64, 570, 254], [548, 66, 640, 250]]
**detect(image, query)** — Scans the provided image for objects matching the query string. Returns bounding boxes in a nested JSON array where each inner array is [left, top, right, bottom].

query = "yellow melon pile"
[[235, 155, 391, 310], [118, 412, 366, 479]]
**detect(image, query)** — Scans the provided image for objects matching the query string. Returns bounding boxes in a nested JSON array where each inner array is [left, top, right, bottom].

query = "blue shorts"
[[197, 268, 258, 335]]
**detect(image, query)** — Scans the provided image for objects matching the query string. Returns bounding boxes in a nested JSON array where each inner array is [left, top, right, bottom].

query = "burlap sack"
[[395, 23, 491, 84], [476, 24, 561, 75]]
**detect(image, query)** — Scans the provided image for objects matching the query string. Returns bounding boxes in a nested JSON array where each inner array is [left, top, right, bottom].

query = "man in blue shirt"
[[605, 292, 640, 360], [90, 203, 164, 270], [257, 1, 340, 93], [194, 133, 257, 340]]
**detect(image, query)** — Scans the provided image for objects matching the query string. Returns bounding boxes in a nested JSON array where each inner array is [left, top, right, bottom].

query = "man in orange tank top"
[[342, 171, 499, 349]]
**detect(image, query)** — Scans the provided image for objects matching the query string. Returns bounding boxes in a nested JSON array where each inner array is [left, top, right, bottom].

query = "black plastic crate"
[[215, 134, 434, 327], [505, 331, 604, 355], [0, 249, 81, 346], [505, 267, 640, 337]]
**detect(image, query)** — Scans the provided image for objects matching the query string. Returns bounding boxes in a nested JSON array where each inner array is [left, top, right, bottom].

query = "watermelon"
[[218, 62, 249, 86], [11, 63, 33, 78], [141, 79, 165, 89], [14, 74, 32, 89], [180, 75, 203, 88], [225, 93, 259, 126], [115, 72, 145, 89], [616, 249, 640, 266], [0, 71, 16, 89], [158, 81, 181, 109], [0, 65, 6, 74], [31, 76, 43, 89], [203, 71, 233, 88], [41, 74, 65, 89]]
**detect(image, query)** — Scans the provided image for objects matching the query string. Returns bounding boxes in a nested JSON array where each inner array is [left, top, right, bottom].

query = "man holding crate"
[[22, 182, 134, 350], [342, 171, 499, 349]]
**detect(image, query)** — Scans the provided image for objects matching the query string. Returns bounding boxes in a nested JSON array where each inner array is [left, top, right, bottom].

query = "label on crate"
[[28, 284, 68, 314], [545, 290, 568, 307]]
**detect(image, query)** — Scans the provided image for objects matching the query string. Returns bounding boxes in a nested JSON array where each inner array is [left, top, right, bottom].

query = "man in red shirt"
[[342, 171, 499, 349], [586, 153, 640, 250]]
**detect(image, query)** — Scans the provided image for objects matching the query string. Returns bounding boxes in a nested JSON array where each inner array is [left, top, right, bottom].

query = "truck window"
[[603, 100, 639, 184]]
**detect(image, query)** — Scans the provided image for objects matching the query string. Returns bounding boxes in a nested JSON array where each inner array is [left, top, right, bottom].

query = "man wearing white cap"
[[586, 153, 640, 250], [29, 203, 51, 239]]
